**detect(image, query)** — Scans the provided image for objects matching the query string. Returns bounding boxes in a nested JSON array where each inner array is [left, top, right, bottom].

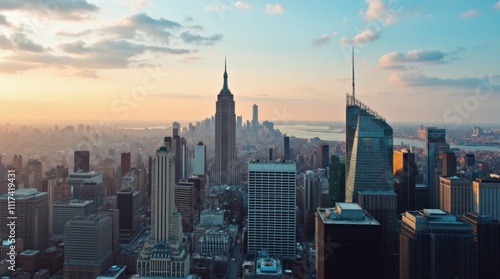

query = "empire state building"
[[213, 59, 237, 185]]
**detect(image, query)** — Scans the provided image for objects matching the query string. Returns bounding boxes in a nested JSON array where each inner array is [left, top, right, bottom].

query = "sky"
[[0, 0, 499, 126]]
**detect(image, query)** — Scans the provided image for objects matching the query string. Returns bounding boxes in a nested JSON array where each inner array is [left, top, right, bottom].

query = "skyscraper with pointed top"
[[213, 59, 237, 185]]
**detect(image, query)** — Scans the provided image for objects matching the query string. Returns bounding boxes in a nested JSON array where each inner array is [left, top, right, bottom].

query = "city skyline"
[[0, 1, 499, 124]]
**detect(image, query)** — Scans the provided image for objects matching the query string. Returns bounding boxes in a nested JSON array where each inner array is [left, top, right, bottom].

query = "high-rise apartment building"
[[247, 161, 296, 258], [315, 203, 382, 279], [0, 188, 48, 250], [399, 209, 476, 279], [214, 60, 237, 185]]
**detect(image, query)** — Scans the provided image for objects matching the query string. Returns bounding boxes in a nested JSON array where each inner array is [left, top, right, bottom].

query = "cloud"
[[0, 33, 13, 49], [131, 1, 151, 11], [495, 1, 500, 10], [102, 13, 181, 43], [11, 33, 46, 52], [7, 39, 191, 71], [56, 29, 92, 37], [205, 4, 224, 12], [459, 9, 480, 19], [312, 32, 337, 46], [266, 3, 284, 14], [0, 12, 221, 75], [362, 0, 398, 25], [59, 40, 90, 54], [180, 31, 222, 45], [149, 93, 209, 99], [234, 1, 251, 9], [389, 72, 496, 89], [339, 29, 380, 45], [0, 0, 99, 21], [379, 49, 446, 64], [0, 14, 11, 27], [0, 61, 38, 73]]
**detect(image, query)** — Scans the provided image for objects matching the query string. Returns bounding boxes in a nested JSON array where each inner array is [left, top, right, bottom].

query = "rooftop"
[[96, 265, 127, 279], [0, 188, 46, 200], [256, 251, 281, 276], [317, 203, 380, 226], [19, 250, 40, 256]]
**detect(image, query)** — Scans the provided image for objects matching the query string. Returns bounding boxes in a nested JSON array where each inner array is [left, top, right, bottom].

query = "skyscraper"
[[399, 209, 476, 279], [345, 95, 393, 203], [137, 147, 190, 278], [315, 142, 330, 169], [169, 125, 187, 183], [120, 152, 131, 177], [52, 199, 96, 237], [472, 177, 500, 220], [393, 149, 416, 214], [64, 214, 113, 279], [192, 141, 206, 175], [283, 135, 290, 161], [252, 104, 258, 130], [150, 147, 182, 243], [247, 161, 296, 258], [424, 127, 449, 208], [461, 212, 500, 279], [26, 159, 43, 190], [214, 59, 237, 185], [74, 150, 90, 172], [117, 188, 141, 242], [328, 155, 345, 206], [439, 149, 457, 177], [439, 176, 472, 216], [0, 188, 48, 250], [315, 203, 382, 279]]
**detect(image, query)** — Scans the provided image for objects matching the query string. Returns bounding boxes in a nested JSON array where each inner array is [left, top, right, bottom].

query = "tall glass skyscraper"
[[345, 95, 393, 203]]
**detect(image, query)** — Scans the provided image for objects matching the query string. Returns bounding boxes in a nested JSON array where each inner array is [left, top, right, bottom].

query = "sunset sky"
[[0, 0, 499, 125]]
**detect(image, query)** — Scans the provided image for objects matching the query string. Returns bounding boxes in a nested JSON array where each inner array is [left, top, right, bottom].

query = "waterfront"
[[275, 124, 500, 152]]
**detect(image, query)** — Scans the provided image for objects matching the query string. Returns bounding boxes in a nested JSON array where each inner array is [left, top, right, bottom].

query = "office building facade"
[[399, 209, 476, 279], [0, 188, 48, 250], [247, 161, 296, 258], [64, 214, 113, 279]]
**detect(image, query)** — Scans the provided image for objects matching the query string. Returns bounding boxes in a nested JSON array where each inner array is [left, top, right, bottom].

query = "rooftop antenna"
[[352, 45, 355, 99]]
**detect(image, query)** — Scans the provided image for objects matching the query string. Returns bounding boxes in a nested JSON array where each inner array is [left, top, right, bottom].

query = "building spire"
[[352, 46, 355, 99], [221, 56, 230, 93]]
